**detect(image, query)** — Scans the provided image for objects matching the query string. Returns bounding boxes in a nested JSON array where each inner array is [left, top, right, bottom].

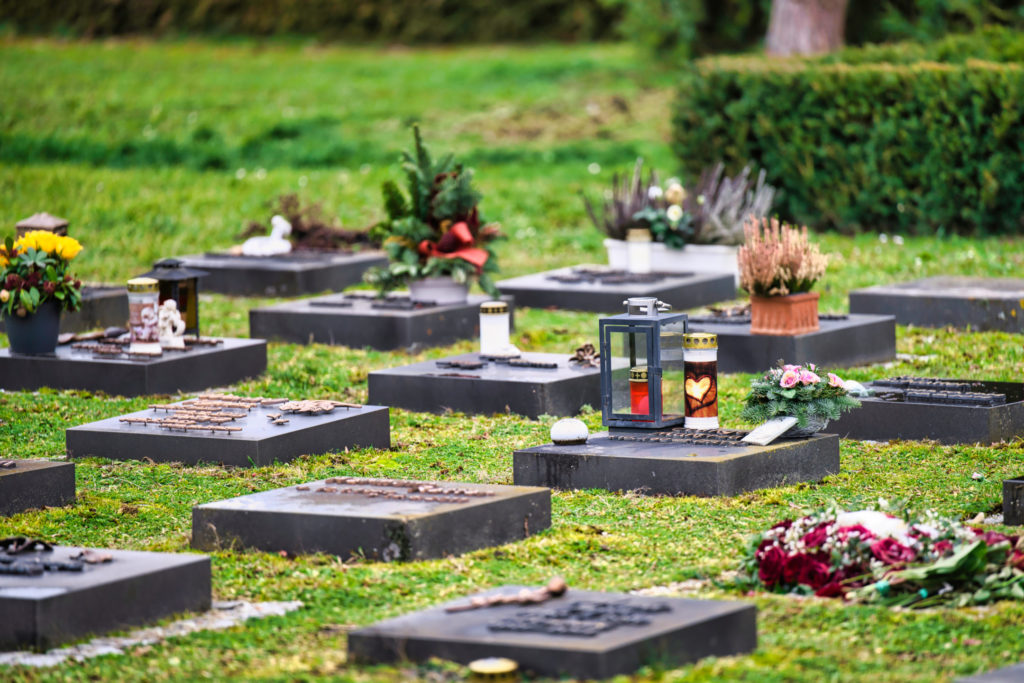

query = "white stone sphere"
[[550, 418, 589, 445]]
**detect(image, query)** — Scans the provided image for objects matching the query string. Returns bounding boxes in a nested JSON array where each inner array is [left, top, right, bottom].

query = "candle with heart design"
[[684, 333, 719, 429]]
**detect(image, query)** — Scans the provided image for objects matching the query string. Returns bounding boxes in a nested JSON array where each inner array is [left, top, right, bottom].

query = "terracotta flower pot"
[[750, 291, 820, 336]]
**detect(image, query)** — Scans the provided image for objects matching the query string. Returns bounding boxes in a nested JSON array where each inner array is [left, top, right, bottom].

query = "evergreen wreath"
[[365, 125, 501, 296]]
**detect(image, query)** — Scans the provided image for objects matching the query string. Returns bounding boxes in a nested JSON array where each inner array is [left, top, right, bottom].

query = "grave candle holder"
[[137, 258, 208, 337], [625, 228, 652, 274], [683, 332, 719, 429], [126, 277, 161, 355], [599, 296, 687, 428], [479, 300, 511, 356]]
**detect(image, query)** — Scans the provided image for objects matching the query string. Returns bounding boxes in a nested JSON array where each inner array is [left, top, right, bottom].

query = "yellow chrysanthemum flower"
[[12, 231, 82, 261], [55, 235, 83, 261]]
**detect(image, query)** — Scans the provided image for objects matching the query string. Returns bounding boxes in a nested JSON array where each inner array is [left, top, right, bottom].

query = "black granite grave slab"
[[1003, 477, 1024, 526], [0, 461, 75, 516], [832, 378, 1024, 445], [513, 430, 839, 496], [0, 546, 210, 650], [368, 352, 616, 419], [249, 294, 514, 352], [850, 277, 1024, 332], [958, 663, 1024, 682], [686, 314, 895, 373], [0, 337, 266, 397], [192, 477, 549, 560], [496, 266, 735, 312], [177, 250, 387, 297], [67, 402, 389, 467], [0, 286, 128, 335], [348, 586, 756, 679]]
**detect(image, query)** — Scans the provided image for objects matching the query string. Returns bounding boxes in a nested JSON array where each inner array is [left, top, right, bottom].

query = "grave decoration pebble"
[[0, 538, 210, 650], [249, 292, 514, 351], [514, 298, 840, 496], [849, 276, 1024, 333], [686, 304, 896, 373], [348, 578, 756, 679], [192, 476, 549, 561], [496, 264, 735, 313], [831, 376, 1024, 445], [0, 459, 75, 517], [740, 504, 1024, 609], [67, 393, 389, 466]]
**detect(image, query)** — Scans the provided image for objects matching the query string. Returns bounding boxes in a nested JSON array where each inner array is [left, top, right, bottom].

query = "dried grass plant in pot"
[[738, 217, 828, 336]]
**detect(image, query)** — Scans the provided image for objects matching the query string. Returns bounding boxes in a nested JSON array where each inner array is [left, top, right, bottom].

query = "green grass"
[[2, 36, 1024, 682]]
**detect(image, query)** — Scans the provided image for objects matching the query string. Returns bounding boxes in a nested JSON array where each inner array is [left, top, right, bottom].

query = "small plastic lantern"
[[600, 296, 688, 429], [137, 258, 208, 337]]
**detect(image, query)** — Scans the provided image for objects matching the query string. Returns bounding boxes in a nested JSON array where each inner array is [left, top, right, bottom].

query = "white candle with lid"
[[479, 300, 511, 356], [626, 227, 652, 274]]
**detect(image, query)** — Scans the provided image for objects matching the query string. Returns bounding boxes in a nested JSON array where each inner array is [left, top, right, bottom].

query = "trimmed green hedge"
[[674, 50, 1024, 234], [0, 0, 619, 42]]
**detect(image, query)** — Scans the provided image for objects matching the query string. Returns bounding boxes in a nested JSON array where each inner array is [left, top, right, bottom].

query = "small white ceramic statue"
[[158, 299, 186, 349], [241, 215, 292, 256]]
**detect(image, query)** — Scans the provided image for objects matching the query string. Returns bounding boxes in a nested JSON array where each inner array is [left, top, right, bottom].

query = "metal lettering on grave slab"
[[488, 600, 671, 638], [872, 376, 1009, 407]]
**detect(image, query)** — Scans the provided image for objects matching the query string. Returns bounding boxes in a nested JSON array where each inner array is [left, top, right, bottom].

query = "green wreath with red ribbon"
[[366, 126, 502, 296]]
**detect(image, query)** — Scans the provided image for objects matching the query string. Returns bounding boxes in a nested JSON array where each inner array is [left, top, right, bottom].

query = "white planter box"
[[604, 239, 739, 286]]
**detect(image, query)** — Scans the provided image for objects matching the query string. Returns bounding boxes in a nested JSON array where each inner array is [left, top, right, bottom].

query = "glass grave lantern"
[[599, 296, 688, 429], [137, 258, 208, 337]]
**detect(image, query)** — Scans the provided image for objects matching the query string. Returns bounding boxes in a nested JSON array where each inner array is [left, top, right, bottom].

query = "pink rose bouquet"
[[741, 361, 860, 428]]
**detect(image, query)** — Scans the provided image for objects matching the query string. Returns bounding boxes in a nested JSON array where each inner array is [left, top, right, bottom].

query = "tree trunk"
[[765, 0, 849, 56]]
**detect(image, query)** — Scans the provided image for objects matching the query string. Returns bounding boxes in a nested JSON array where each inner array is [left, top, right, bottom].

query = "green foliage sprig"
[[366, 125, 500, 296], [0, 231, 83, 318], [741, 362, 860, 427]]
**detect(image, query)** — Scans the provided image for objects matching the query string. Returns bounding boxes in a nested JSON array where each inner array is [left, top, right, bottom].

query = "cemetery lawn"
[[2, 36, 1024, 682]]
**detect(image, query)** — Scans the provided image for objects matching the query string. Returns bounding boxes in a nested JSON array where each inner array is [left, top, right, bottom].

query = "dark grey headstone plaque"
[[0, 460, 75, 516], [1004, 477, 1024, 526], [850, 277, 1024, 332], [348, 586, 756, 679], [250, 294, 514, 352], [687, 314, 895, 373], [368, 352, 615, 419], [192, 477, 549, 560], [832, 379, 1024, 445], [0, 546, 210, 650], [0, 286, 128, 335], [178, 250, 387, 297], [0, 337, 267, 397], [67, 402, 389, 467], [514, 431, 839, 496], [958, 663, 1024, 682], [496, 266, 735, 312]]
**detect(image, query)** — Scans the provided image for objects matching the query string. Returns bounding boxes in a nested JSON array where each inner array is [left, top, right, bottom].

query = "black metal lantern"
[[137, 258, 208, 337], [599, 297, 688, 429]]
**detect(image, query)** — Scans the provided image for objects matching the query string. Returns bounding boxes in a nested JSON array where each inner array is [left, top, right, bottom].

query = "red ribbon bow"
[[418, 221, 489, 271]]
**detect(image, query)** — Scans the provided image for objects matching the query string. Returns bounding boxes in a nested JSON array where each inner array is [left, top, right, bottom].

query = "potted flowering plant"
[[365, 126, 501, 303], [737, 216, 828, 335], [741, 362, 860, 435], [0, 230, 83, 354], [741, 504, 1024, 608], [583, 159, 775, 281]]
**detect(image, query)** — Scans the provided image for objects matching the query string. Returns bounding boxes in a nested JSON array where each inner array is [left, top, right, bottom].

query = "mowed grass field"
[[2, 37, 1024, 682]]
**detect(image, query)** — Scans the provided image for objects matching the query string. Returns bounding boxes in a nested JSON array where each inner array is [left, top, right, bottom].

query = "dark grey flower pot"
[[4, 299, 61, 355]]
